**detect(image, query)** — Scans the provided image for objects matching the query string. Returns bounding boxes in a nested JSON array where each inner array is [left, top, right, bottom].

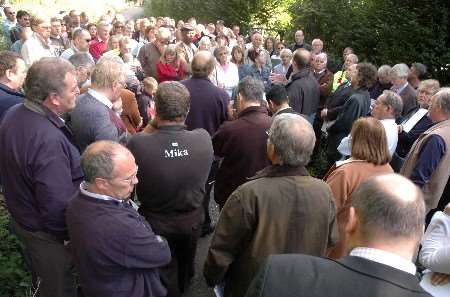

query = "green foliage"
[[0, 202, 32, 297], [145, 0, 293, 34], [290, 0, 450, 84]]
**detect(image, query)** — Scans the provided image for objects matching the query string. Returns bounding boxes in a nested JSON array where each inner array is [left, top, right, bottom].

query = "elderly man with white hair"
[[204, 113, 337, 297], [390, 63, 417, 116]]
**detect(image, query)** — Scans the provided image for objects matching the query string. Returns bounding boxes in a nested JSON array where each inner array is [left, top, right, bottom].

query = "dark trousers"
[[145, 209, 203, 297], [203, 160, 220, 228], [12, 220, 76, 297]]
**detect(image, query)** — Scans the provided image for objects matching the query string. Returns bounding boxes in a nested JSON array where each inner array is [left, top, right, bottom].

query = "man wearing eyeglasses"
[[60, 28, 94, 63], [66, 140, 171, 297]]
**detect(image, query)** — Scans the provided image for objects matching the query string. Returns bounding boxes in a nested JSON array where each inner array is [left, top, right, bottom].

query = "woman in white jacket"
[[210, 45, 239, 98]]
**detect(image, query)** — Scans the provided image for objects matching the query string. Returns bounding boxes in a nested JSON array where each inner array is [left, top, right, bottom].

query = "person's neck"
[[240, 101, 260, 111], [0, 78, 17, 91], [432, 114, 449, 123], [42, 100, 62, 116], [273, 103, 290, 113], [90, 87, 113, 101], [155, 118, 185, 127], [50, 33, 59, 39], [352, 235, 418, 262]]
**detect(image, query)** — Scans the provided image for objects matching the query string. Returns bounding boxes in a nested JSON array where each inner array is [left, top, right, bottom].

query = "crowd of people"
[[0, 2, 449, 297]]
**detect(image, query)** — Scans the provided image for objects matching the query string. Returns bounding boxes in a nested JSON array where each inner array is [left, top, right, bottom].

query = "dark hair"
[[411, 62, 428, 79], [247, 47, 261, 63], [266, 84, 288, 106], [155, 81, 190, 121], [16, 10, 30, 20], [81, 143, 115, 182], [352, 174, 425, 239], [0, 51, 21, 77], [356, 62, 378, 89]]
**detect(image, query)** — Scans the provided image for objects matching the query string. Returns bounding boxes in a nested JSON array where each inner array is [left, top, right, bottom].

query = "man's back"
[[67, 192, 171, 297], [246, 254, 432, 297], [69, 92, 120, 152], [212, 106, 271, 207], [205, 170, 337, 297], [127, 126, 213, 216], [182, 77, 229, 136], [0, 83, 24, 120]]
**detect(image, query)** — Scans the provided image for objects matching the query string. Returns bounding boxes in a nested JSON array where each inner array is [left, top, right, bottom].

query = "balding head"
[[81, 141, 133, 183], [351, 174, 425, 243], [191, 51, 215, 78], [292, 48, 311, 71]]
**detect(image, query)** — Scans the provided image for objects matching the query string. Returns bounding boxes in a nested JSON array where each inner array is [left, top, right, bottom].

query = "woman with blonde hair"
[[324, 117, 394, 258], [156, 44, 185, 83]]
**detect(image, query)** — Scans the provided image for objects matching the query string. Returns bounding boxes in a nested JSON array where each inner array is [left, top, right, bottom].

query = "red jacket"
[[156, 61, 185, 83]]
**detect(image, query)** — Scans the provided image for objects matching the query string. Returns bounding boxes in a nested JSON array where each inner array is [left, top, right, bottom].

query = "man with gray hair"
[[245, 174, 431, 297], [369, 64, 392, 100], [0, 57, 82, 297], [390, 63, 417, 116], [212, 76, 271, 209], [205, 113, 337, 297], [66, 140, 171, 297], [402, 88, 450, 217], [68, 52, 95, 88], [69, 56, 128, 152], [138, 26, 171, 79], [338, 90, 403, 157]]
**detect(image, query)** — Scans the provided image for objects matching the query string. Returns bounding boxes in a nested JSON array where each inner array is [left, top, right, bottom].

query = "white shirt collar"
[[79, 181, 124, 203], [88, 88, 113, 109], [350, 247, 416, 275]]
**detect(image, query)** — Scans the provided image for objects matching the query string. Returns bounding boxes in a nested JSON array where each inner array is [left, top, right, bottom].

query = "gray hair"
[[391, 63, 410, 79], [81, 141, 128, 182], [156, 27, 171, 40], [268, 114, 316, 166], [433, 88, 450, 118], [72, 28, 88, 40], [346, 53, 358, 64], [237, 76, 264, 102], [352, 174, 425, 239], [279, 48, 292, 57], [91, 56, 126, 89], [377, 65, 392, 79], [198, 36, 211, 47], [24, 57, 75, 103], [418, 79, 440, 95], [381, 90, 403, 118], [69, 52, 95, 68]]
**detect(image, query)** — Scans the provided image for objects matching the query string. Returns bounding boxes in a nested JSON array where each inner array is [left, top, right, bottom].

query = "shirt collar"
[[88, 88, 113, 109], [79, 181, 124, 203], [273, 106, 291, 116], [394, 82, 409, 94], [350, 247, 416, 275]]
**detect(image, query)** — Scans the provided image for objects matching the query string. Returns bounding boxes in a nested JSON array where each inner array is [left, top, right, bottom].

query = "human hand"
[[444, 203, 450, 216], [269, 73, 287, 84], [320, 109, 327, 119], [431, 272, 450, 286]]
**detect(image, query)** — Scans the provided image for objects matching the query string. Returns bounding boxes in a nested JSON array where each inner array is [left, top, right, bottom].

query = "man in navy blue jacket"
[[67, 140, 171, 297], [0, 51, 26, 120], [0, 57, 83, 297]]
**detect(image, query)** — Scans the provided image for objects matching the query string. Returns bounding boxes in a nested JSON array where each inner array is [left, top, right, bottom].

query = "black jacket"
[[286, 68, 320, 115], [327, 88, 370, 155], [324, 82, 354, 121], [246, 254, 432, 297]]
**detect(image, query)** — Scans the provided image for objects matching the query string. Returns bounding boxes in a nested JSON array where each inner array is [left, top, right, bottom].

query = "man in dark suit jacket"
[[246, 173, 432, 297], [0, 51, 26, 120], [266, 84, 299, 117]]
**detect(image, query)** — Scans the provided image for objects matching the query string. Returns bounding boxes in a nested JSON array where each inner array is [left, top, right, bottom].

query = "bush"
[[0, 201, 32, 297]]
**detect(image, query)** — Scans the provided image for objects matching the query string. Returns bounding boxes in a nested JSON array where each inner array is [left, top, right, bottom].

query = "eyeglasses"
[[115, 166, 139, 185]]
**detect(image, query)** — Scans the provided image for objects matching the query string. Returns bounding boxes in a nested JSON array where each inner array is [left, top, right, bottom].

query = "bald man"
[[246, 174, 432, 297], [181, 50, 230, 235], [66, 141, 171, 297]]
